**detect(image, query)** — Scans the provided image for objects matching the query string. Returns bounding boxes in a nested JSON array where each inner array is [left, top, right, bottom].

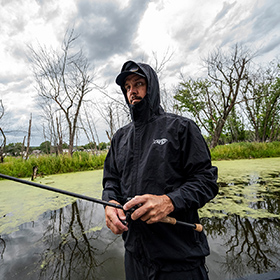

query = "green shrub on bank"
[[211, 141, 280, 160], [1, 142, 280, 178], [0, 151, 107, 178]]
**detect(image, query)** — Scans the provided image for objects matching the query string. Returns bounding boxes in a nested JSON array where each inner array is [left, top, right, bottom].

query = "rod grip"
[[194, 223, 203, 232], [160, 216, 203, 232], [159, 216, 177, 225]]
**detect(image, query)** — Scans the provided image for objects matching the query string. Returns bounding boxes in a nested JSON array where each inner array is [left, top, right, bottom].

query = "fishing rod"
[[0, 173, 203, 232]]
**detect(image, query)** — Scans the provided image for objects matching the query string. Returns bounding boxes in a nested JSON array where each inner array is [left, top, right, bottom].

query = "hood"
[[118, 61, 162, 123]]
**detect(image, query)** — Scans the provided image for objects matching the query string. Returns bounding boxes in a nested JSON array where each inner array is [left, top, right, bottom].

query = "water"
[[0, 158, 280, 280]]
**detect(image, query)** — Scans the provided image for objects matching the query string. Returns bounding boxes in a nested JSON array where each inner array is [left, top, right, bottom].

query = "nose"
[[127, 85, 137, 95]]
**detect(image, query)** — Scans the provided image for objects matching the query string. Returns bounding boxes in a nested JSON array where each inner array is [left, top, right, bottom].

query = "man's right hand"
[[105, 200, 128, 234]]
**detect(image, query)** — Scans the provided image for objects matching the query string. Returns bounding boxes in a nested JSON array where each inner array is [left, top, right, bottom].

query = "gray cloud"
[[251, 1, 280, 34], [258, 36, 280, 55], [36, 0, 61, 23], [212, 1, 237, 24], [74, 0, 150, 62]]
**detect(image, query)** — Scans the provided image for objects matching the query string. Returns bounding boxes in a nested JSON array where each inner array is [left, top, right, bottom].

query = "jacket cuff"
[[166, 190, 188, 212]]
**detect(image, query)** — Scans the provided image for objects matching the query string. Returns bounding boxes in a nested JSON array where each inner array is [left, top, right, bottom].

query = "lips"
[[131, 96, 142, 104]]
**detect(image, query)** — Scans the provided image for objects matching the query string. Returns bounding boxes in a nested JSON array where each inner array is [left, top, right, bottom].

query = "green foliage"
[[81, 142, 96, 150], [175, 79, 217, 135], [5, 142, 25, 156], [247, 75, 280, 142], [0, 152, 107, 178], [98, 142, 108, 150], [39, 141, 51, 154], [211, 141, 280, 160]]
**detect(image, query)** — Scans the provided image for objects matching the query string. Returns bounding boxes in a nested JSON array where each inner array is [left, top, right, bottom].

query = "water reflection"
[[0, 162, 280, 280], [203, 170, 280, 279], [0, 236, 5, 259], [0, 201, 125, 280], [204, 216, 280, 279]]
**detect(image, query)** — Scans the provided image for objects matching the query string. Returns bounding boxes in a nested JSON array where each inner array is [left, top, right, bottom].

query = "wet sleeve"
[[166, 120, 218, 211]]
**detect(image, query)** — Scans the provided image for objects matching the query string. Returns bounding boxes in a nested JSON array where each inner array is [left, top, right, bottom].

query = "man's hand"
[[123, 194, 175, 224], [105, 200, 128, 234]]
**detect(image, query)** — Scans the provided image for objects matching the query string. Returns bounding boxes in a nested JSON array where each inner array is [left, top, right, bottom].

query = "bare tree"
[[150, 49, 178, 113], [39, 101, 64, 154], [0, 100, 6, 162], [29, 29, 94, 156], [25, 114, 32, 160], [78, 105, 100, 153], [150, 48, 174, 78], [176, 44, 255, 148]]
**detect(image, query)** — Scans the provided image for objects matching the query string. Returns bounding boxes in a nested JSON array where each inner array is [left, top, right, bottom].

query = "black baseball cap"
[[116, 61, 146, 87]]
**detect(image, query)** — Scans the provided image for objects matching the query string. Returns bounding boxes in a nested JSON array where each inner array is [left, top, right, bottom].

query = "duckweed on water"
[[0, 170, 103, 234], [199, 158, 280, 219]]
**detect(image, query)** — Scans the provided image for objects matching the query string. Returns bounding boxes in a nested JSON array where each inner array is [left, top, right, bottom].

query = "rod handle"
[[160, 216, 203, 232], [160, 216, 177, 225], [194, 223, 203, 232]]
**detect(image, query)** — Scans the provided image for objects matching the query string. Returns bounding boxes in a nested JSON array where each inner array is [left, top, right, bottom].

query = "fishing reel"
[[121, 197, 142, 226]]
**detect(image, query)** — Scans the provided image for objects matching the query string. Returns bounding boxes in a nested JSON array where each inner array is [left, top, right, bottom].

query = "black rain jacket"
[[102, 61, 218, 272]]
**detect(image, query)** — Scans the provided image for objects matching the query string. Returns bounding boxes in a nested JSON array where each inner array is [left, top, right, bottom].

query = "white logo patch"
[[152, 138, 168, 145]]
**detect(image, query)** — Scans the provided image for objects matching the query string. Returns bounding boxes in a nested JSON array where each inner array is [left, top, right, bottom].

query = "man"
[[102, 60, 218, 280]]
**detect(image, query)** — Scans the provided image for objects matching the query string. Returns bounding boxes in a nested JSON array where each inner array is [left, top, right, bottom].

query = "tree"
[[39, 141, 51, 154], [5, 143, 24, 156], [94, 99, 129, 142], [29, 29, 94, 156], [242, 62, 280, 142], [222, 106, 247, 143], [175, 44, 255, 148], [25, 114, 32, 160], [98, 142, 108, 150], [0, 100, 6, 162]]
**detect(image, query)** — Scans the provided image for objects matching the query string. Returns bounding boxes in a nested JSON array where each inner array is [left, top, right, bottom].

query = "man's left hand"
[[123, 194, 175, 224]]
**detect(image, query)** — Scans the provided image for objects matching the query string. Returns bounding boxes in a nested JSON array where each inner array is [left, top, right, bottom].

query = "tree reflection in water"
[[0, 200, 125, 280], [0, 236, 6, 259], [37, 201, 125, 280], [203, 173, 280, 279], [204, 216, 280, 279]]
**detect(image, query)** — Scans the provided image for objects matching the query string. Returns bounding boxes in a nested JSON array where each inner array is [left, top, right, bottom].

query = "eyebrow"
[[124, 76, 145, 87]]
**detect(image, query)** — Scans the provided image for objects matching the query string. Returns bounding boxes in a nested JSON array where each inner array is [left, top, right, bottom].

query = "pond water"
[[0, 158, 280, 280]]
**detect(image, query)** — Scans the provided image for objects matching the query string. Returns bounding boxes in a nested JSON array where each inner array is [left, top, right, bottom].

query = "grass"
[[0, 151, 107, 178], [211, 141, 280, 160], [0, 141, 280, 178]]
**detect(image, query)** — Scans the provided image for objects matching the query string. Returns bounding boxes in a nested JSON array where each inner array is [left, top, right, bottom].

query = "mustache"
[[130, 96, 142, 102]]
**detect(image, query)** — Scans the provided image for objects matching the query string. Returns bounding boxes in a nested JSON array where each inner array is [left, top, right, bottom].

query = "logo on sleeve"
[[152, 138, 168, 145]]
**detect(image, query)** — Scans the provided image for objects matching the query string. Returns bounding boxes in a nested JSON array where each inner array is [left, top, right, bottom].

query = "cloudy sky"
[[1, 0, 280, 146]]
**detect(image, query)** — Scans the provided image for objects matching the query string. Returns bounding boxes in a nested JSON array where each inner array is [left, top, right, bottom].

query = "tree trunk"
[[25, 114, 32, 160]]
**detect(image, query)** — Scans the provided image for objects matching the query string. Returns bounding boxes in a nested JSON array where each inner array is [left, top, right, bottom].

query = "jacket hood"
[[118, 61, 161, 122]]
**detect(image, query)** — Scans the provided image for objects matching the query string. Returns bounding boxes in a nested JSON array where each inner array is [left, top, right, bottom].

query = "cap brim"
[[116, 71, 146, 87]]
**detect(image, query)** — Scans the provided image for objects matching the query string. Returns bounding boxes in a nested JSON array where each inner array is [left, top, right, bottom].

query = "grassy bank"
[[211, 141, 280, 160], [0, 142, 279, 178], [0, 151, 107, 178]]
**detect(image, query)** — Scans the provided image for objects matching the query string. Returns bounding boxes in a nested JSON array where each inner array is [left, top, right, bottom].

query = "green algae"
[[0, 170, 103, 234], [1, 158, 280, 235], [200, 158, 280, 219]]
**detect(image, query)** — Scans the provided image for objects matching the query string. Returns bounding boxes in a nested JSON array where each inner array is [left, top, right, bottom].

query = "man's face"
[[124, 74, 147, 105]]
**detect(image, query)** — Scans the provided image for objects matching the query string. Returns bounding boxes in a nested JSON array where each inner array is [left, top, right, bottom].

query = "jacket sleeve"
[[102, 137, 122, 203], [166, 120, 218, 211]]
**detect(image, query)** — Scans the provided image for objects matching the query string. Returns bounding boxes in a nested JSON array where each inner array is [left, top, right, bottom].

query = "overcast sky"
[[1, 0, 280, 146]]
